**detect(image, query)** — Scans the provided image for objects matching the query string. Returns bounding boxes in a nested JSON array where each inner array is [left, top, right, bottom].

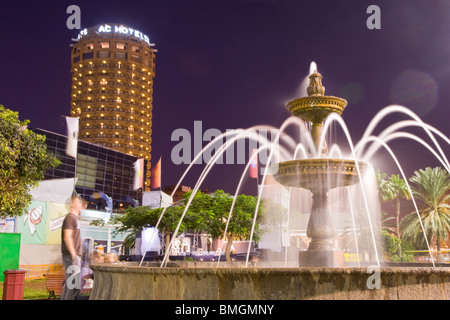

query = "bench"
[[43, 273, 92, 299], [43, 274, 65, 299]]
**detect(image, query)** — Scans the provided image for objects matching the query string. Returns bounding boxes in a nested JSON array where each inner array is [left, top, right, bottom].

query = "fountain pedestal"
[[298, 250, 344, 268], [274, 159, 365, 267], [298, 188, 344, 267], [274, 71, 364, 268]]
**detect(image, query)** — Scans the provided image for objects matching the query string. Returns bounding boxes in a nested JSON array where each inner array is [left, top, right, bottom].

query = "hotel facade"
[[70, 24, 156, 190]]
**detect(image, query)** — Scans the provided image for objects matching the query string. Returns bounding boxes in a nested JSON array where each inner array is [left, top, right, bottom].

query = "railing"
[[19, 264, 65, 280]]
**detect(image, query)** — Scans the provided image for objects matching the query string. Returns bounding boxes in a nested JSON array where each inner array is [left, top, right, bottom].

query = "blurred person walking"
[[61, 195, 87, 300]]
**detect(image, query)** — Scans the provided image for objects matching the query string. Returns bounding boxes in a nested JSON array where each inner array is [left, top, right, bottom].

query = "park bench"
[[43, 273, 92, 299], [43, 273, 65, 299]]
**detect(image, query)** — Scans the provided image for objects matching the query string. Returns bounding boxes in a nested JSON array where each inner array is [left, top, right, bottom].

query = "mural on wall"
[[17, 200, 47, 244]]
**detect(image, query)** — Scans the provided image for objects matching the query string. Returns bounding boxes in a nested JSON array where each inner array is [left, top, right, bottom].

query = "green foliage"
[[182, 189, 263, 261], [104, 189, 263, 260], [376, 170, 410, 202], [183, 190, 264, 242], [110, 205, 186, 235], [401, 167, 450, 251], [382, 230, 415, 262], [383, 230, 403, 254], [0, 105, 60, 218], [389, 253, 415, 263]]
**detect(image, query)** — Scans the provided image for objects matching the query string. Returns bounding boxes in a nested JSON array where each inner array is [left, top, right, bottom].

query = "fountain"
[[274, 70, 368, 267], [88, 66, 450, 300]]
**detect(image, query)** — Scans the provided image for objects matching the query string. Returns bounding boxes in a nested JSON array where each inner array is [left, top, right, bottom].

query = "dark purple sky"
[[1, 0, 449, 195]]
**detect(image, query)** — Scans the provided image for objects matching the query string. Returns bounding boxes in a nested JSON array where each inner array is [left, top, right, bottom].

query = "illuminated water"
[[140, 63, 449, 269]]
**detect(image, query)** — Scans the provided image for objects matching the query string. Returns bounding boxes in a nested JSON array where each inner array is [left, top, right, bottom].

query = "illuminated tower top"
[[70, 23, 156, 190]]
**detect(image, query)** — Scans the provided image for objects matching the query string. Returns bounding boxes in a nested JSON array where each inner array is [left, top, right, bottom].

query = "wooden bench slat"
[[43, 273, 91, 299]]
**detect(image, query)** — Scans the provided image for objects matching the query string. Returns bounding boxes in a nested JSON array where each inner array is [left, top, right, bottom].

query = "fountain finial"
[[307, 71, 325, 96]]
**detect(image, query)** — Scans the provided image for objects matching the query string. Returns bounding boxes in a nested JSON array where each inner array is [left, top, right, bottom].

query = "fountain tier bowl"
[[274, 158, 368, 190], [286, 95, 348, 123]]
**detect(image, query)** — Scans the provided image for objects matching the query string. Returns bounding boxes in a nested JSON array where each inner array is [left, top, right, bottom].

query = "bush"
[[382, 230, 416, 262]]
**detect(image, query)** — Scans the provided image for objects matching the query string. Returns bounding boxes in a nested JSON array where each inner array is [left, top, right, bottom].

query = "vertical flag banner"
[[66, 117, 79, 158], [151, 157, 162, 190], [133, 158, 144, 190], [249, 149, 258, 179]]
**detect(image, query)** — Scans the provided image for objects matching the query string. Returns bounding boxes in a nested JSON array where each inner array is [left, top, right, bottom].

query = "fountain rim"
[[89, 262, 449, 274]]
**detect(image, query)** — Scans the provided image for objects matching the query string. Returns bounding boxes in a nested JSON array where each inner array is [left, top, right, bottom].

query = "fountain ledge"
[[89, 263, 450, 300]]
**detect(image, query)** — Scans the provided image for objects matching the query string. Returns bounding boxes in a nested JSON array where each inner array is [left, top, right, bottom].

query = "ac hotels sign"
[[77, 24, 151, 45]]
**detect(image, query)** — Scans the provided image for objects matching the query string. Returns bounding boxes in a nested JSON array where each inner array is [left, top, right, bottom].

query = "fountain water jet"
[[273, 71, 373, 267], [88, 64, 450, 300]]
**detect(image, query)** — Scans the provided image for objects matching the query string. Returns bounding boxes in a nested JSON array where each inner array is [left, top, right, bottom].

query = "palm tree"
[[401, 167, 450, 262], [376, 171, 411, 257]]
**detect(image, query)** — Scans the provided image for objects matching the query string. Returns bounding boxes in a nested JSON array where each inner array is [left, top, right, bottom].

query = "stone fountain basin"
[[274, 158, 368, 190], [88, 262, 450, 300]]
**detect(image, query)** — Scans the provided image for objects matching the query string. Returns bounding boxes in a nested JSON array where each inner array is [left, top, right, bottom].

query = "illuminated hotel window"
[[131, 45, 141, 53], [100, 80, 107, 85], [85, 43, 94, 50], [116, 43, 126, 50], [99, 42, 110, 48]]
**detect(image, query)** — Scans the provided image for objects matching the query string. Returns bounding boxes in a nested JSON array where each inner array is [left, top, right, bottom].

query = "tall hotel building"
[[70, 24, 156, 190]]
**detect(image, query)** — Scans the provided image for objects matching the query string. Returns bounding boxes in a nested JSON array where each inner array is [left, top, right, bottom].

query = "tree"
[[107, 205, 186, 255], [401, 167, 450, 262], [376, 171, 410, 257], [185, 190, 264, 262], [97, 190, 264, 260], [0, 105, 60, 218], [381, 230, 415, 263]]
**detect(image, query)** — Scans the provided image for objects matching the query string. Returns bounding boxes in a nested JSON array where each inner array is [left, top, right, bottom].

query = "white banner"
[[66, 117, 79, 158]]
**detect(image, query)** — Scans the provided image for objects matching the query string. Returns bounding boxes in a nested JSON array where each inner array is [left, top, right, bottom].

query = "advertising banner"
[[46, 202, 70, 244], [0, 217, 15, 233], [16, 200, 47, 244]]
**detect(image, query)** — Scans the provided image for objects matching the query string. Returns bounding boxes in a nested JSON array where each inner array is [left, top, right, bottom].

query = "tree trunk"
[[165, 228, 171, 256], [436, 235, 445, 263], [395, 196, 402, 258], [225, 234, 233, 262]]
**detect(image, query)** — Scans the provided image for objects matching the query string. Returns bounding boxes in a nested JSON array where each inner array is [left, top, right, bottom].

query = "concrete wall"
[[89, 263, 450, 300]]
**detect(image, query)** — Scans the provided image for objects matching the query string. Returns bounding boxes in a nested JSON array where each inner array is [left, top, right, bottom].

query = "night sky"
[[1, 0, 449, 196]]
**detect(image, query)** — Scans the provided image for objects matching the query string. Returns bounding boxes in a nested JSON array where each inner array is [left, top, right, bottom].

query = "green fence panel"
[[0, 233, 21, 282]]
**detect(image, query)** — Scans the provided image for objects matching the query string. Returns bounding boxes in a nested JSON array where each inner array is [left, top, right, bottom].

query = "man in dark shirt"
[[61, 195, 87, 300]]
